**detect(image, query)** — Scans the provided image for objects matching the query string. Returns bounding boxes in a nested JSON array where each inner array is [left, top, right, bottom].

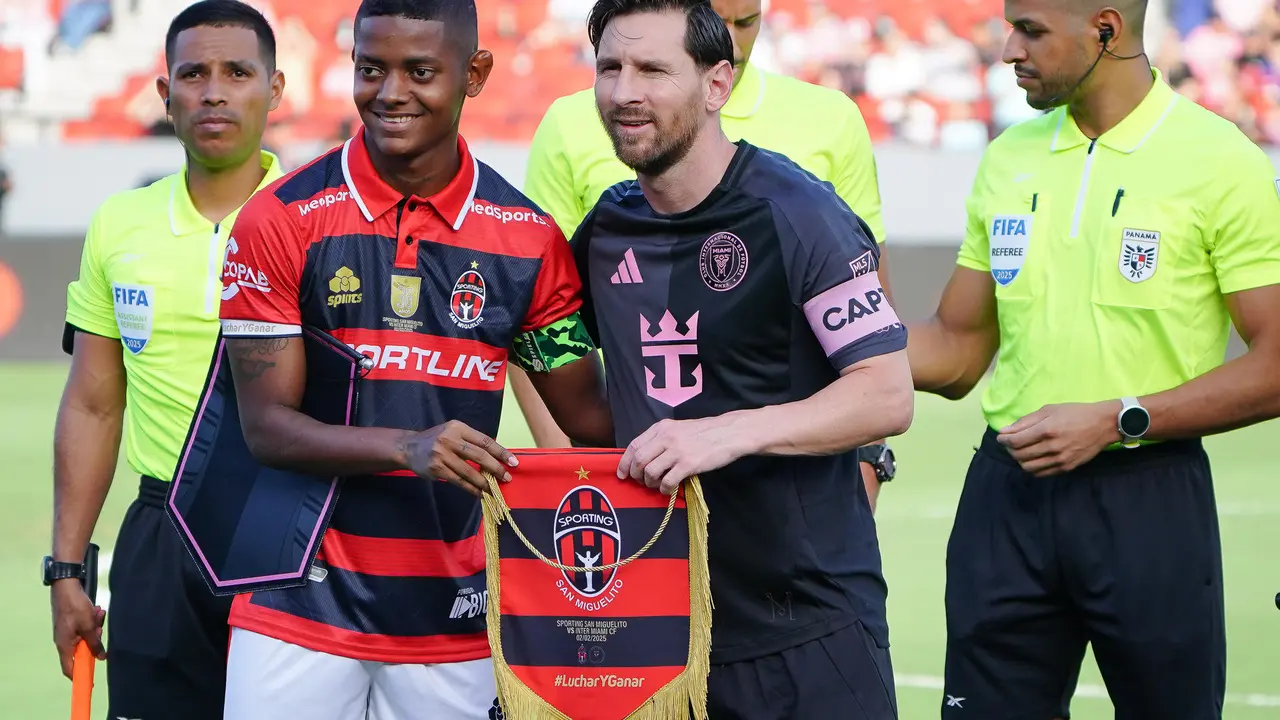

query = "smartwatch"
[[1118, 396, 1151, 448], [857, 443, 897, 482]]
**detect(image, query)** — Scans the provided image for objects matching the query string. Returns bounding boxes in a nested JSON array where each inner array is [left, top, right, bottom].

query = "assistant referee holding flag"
[[509, 0, 899, 509], [46, 2, 284, 718], [908, 0, 1280, 716]]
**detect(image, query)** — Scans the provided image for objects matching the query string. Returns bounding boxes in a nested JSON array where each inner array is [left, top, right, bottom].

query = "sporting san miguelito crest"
[[554, 479, 622, 599], [989, 214, 1032, 286], [390, 274, 421, 319], [699, 232, 748, 291], [1119, 228, 1160, 283], [450, 262, 487, 329], [111, 282, 154, 355]]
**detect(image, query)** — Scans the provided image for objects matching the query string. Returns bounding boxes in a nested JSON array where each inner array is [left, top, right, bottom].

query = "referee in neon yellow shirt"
[[909, 0, 1280, 717], [510, 0, 898, 508], [45, 3, 285, 718]]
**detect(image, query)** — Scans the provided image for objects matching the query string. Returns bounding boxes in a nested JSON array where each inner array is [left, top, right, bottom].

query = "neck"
[[638, 128, 737, 216], [367, 132, 461, 200], [1069, 54, 1154, 139], [186, 151, 267, 224]]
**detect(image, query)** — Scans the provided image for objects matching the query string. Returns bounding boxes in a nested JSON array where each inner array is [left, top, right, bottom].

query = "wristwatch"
[[857, 443, 897, 482], [42, 555, 88, 586], [1117, 397, 1151, 448]]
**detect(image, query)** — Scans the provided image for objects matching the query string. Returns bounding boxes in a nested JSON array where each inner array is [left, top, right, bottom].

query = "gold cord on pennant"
[[483, 471, 679, 573]]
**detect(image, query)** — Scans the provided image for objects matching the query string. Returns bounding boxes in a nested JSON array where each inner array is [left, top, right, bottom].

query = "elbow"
[[879, 384, 915, 439], [239, 412, 290, 469]]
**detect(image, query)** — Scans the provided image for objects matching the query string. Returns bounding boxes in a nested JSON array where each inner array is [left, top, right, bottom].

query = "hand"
[[51, 580, 106, 680], [617, 416, 747, 495], [996, 401, 1121, 477], [402, 420, 518, 497]]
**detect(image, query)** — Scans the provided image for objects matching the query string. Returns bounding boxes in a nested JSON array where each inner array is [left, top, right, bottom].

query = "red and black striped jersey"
[[218, 130, 583, 664]]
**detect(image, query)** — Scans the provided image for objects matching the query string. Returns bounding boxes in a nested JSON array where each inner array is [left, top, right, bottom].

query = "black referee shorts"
[[706, 620, 898, 719], [106, 476, 233, 720], [942, 429, 1225, 720]]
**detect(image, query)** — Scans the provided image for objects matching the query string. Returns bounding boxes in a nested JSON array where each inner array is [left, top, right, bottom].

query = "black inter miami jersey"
[[571, 141, 907, 664]]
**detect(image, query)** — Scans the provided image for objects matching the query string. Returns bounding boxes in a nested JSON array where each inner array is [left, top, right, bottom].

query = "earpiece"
[[1100, 25, 1114, 46], [164, 97, 170, 109]]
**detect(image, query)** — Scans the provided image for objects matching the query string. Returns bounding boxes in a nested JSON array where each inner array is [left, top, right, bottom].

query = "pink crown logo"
[[640, 310, 698, 343]]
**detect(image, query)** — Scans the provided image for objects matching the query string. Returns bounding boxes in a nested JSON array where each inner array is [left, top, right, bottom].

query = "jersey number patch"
[[989, 215, 1031, 287], [111, 282, 154, 355]]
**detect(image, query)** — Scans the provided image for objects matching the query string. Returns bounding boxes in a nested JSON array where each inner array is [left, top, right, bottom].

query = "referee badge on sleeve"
[[989, 215, 1032, 286], [1119, 228, 1160, 283]]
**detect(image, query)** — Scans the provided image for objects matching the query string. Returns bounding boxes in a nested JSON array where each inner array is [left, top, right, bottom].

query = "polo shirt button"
[[405, 237, 413, 246]]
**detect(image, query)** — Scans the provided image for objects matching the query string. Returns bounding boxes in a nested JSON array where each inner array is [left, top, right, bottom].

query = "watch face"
[[1120, 406, 1150, 437]]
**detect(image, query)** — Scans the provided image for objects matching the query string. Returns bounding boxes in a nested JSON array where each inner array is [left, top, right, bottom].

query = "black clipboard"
[[165, 325, 369, 596]]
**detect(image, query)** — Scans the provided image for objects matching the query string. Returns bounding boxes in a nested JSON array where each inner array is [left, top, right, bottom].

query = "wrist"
[[723, 410, 765, 459], [1100, 399, 1125, 443]]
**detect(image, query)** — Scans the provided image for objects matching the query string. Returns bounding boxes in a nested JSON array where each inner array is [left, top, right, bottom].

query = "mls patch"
[[1119, 228, 1160, 283], [112, 282, 154, 355], [989, 214, 1032, 287]]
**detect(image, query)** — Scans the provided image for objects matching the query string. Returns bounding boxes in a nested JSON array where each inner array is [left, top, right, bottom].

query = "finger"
[[1000, 423, 1052, 451], [659, 463, 690, 496], [57, 639, 74, 680], [463, 428, 518, 469], [642, 450, 679, 492], [438, 456, 485, 497], [618, 423, 664, 478], [82, 622, 107, 660], [1008, 441, 1056, 465], [629, 435, 672, 482], [999, 408, 1049, 436], [1024, 456, 1066, 477], [455, 436, 513, 482]]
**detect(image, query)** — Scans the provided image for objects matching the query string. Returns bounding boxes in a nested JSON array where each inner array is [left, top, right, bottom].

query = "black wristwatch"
[[857, 443, 897, 483], [42, 554, 89, 587]]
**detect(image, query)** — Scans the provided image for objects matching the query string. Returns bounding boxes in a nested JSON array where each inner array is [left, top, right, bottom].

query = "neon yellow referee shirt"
[[524, 62, 885, 243], [64, 151, 283, 482], [958, 70, 1280, 432]]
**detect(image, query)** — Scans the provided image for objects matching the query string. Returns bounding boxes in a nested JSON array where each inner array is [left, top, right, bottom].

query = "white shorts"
[[224, 628, 498, 720]]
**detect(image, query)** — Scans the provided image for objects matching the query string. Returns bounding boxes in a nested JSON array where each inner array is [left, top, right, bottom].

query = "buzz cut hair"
[[587, 0, 733, 71], [165, 0, 277, 71], [354, 0, 479, 55]]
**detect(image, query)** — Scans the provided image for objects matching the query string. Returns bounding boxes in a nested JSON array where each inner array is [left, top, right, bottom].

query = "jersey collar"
[[722, 61, 766, 120], [340, 128, 479, 231], [168, 150, 283, 236], [1050, 68, 1179, 154]]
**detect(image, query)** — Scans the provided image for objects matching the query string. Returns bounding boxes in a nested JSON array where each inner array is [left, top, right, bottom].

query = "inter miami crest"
[[449, 263, 487, 329], [1120, 228, 1160, 283], [553, 482, 621, 598]]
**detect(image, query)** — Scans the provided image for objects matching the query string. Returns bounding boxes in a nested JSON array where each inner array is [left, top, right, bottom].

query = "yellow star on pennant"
[[470, 260, 479, 269], [575, 466, 590, 481]]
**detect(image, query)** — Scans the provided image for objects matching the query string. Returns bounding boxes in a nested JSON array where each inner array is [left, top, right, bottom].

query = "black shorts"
[[106, 476, 234, 720], [707, 620, 897, 719], [942, 429, 1225, 720]]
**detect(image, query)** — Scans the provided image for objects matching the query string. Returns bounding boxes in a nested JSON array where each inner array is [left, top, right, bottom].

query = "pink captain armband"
[[801, 272, 902, 358]]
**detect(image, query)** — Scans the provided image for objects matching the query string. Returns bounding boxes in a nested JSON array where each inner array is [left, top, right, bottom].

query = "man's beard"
[[603, 99, 702, 177]]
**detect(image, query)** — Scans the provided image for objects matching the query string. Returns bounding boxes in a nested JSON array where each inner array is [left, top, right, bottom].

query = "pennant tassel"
[[483, 474, 713, 720]]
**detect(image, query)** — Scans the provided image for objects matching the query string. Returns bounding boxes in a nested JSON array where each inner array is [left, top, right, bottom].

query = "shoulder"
[[86, 173, 174, 248], [741, 145, 846, 215], [1165, 95, 1272, 171], [536, 89, 598, 137], [763, 70, 862, 117], [470, 161, 564, 248], [259, 145, 348, 217], [985, 110, 1059, 158]]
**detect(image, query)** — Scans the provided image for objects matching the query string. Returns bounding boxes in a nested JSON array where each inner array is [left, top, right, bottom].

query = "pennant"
[[482, 450, 711, 720]]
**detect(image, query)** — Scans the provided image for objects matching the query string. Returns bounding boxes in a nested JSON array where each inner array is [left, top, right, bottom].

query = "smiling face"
[[352, 14, 490, 162], [158, 24, 282, 170]]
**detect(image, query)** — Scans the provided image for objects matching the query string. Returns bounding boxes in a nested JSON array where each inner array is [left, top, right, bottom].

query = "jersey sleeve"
[[218, 191, 305, 338], [830, 95, 886, 245], [775, 194, 907, 370], [523, 101, 586, 240], [1206, 145, 1280, 295], [956, 150, 994, 273], [64, 204, 122, 348], [510, 225, 596, 373]]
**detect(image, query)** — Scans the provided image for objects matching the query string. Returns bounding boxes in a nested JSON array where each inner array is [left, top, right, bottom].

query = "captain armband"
[[511, 312, 597, 373]]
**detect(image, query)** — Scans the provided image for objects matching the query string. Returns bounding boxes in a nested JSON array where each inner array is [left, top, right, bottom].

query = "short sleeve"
[[1207, 145, 1280, 295], [510, 226, 594, 373], [218, 191, 305, 337], [524, 101, 586, 240], [956, 152, 993, 273], [830, 95, 886, 245], [65, 205, 122, 345], [775, 194, 907, 370]]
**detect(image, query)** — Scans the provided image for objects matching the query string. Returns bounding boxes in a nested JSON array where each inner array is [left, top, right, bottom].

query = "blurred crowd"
[[3, 0, 1280, 148]]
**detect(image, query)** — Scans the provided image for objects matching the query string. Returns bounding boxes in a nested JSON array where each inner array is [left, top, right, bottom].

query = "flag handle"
[[70, 542, 100, 720]]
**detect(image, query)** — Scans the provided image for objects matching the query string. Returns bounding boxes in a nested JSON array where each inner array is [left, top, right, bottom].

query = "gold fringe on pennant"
[[482, 475, 713, 720]]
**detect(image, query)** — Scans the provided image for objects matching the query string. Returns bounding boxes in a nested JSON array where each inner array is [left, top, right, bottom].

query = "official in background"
[[571, 1, 913, 716], [509, 0, 898, 510], [47, 2, 284, 718], [907, 0, 1280, 717]]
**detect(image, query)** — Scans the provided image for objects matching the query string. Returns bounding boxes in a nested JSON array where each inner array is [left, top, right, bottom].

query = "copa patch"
[[989, 215, 1031, 287], [1119, 228, 1160, 283], [111, 283, 154, 355]]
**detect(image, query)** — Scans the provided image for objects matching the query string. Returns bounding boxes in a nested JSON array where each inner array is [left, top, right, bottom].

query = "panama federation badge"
[[1119, 228, 1160, 283]]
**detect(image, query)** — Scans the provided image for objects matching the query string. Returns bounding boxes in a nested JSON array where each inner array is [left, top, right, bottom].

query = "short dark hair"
[[165, 0, 276, 71], [355, 0, 478, 55], [587, 0, 732, 70]]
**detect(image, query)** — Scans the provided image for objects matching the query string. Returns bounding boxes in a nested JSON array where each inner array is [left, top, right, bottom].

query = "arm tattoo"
[[229, 338, 288, 382]]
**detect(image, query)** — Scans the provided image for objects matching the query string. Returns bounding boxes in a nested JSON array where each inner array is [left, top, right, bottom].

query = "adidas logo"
[[610, 248, 644, 284]]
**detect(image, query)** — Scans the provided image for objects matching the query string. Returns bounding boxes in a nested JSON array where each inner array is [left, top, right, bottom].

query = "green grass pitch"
[[3, 361, 1278, 718]]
